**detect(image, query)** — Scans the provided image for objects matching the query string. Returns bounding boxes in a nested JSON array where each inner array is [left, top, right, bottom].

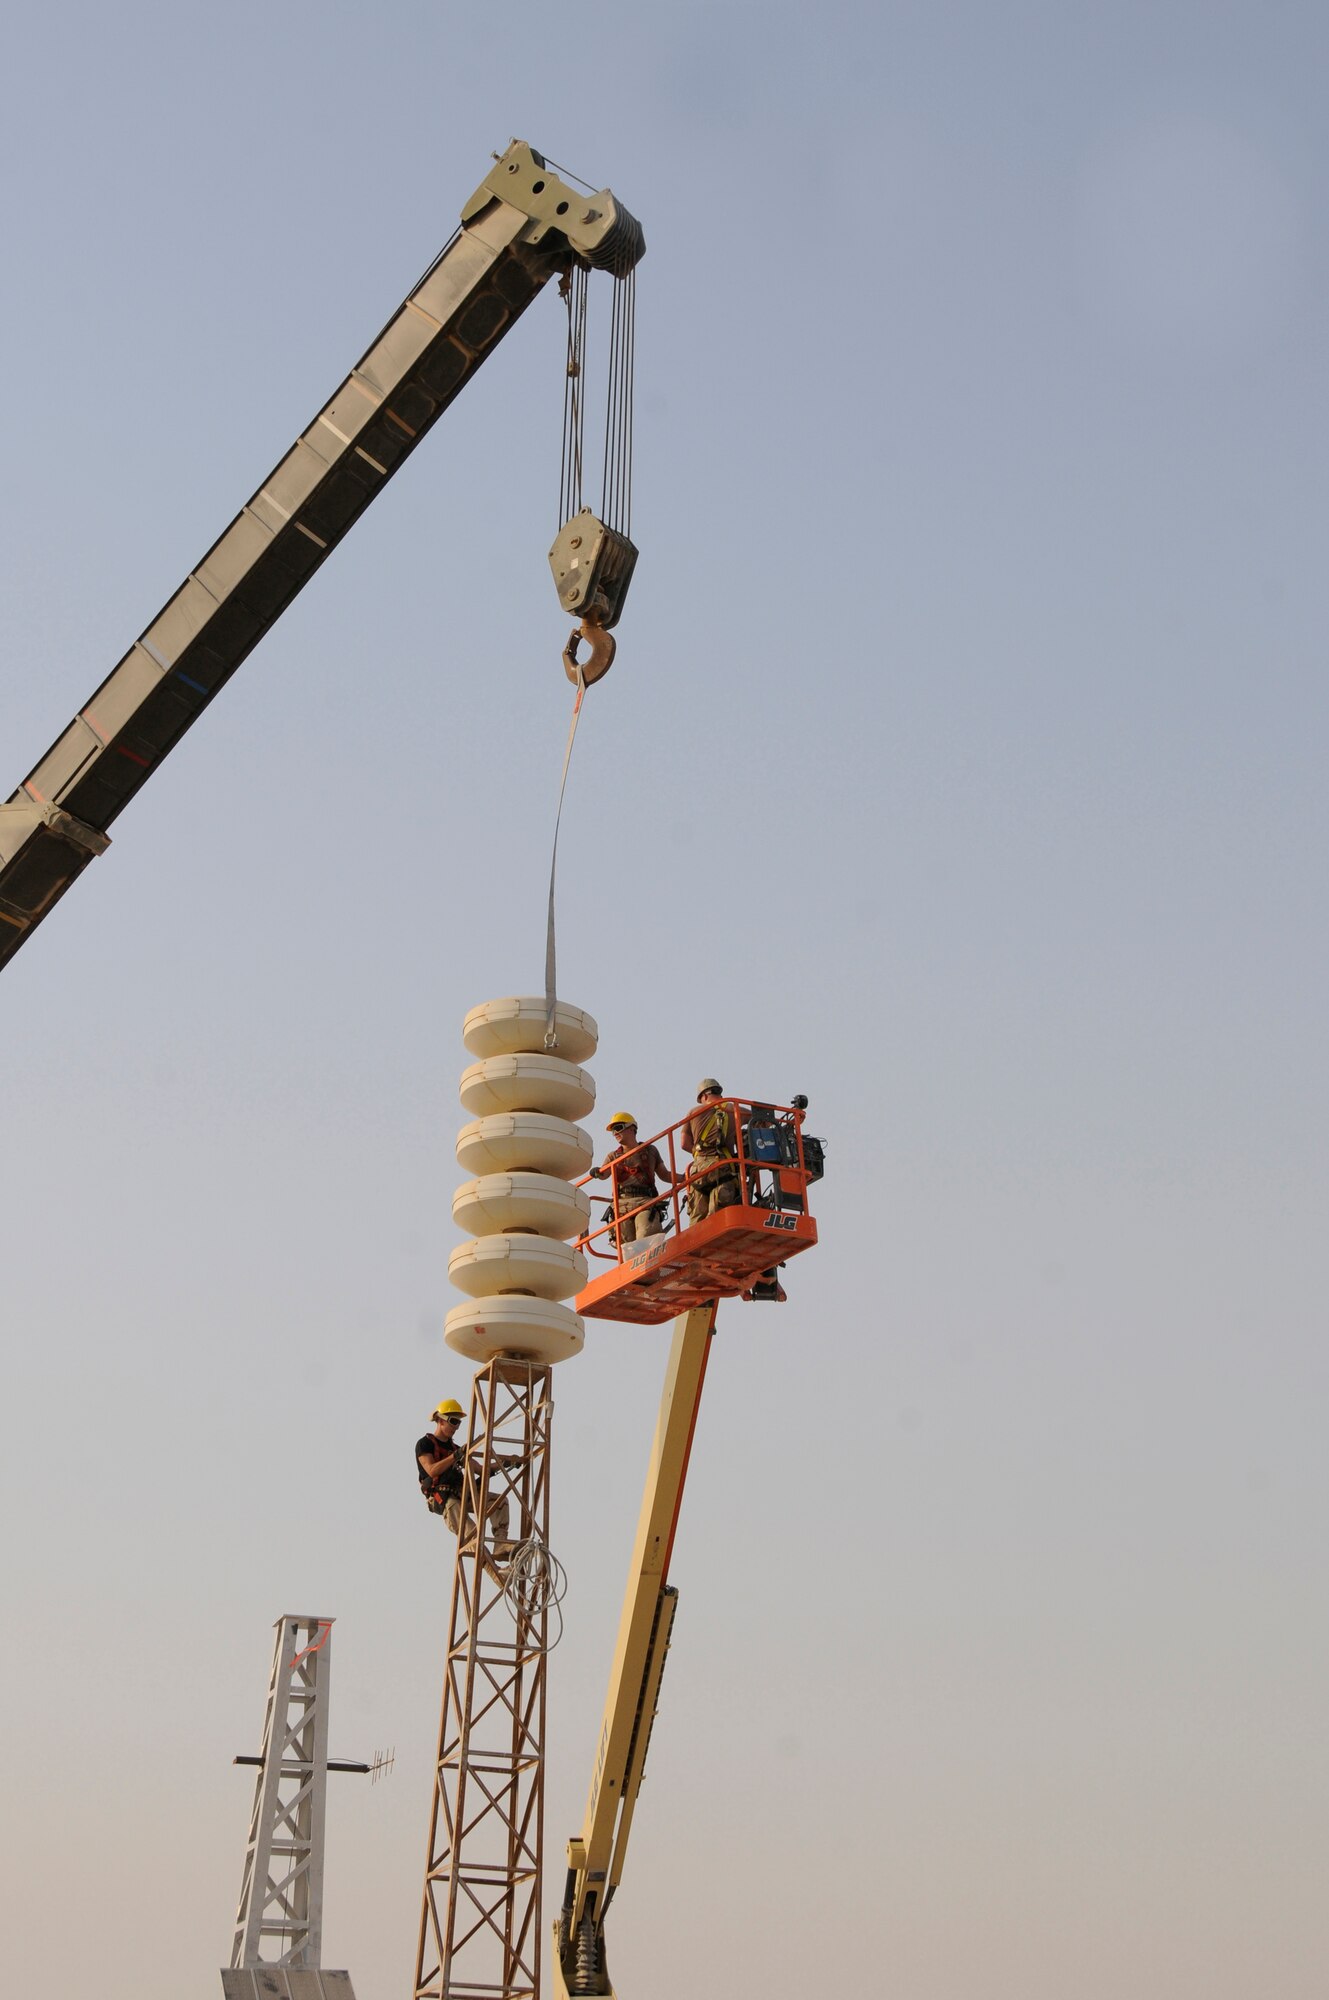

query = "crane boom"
[[0, 141, 642, 972], [554, 1302, 719, 2000]]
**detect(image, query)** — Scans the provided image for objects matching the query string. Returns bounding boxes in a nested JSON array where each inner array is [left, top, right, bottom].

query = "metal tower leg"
[[415, 1359, 556, 2000], [230, 1614, 334, 1970]]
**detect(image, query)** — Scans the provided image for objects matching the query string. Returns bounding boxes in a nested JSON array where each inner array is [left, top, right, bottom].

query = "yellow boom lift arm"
[[554, 1302, 718, 1999]]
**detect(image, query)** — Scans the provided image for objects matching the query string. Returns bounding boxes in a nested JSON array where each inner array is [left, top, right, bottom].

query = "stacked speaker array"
[[446, 997, 599, 1365]]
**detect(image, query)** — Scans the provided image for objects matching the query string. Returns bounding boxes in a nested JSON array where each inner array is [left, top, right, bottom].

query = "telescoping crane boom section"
[[0, 142, 643, 972]]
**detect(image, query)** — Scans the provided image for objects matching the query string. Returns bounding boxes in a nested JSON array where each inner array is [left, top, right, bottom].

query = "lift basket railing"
[[577, 1096, 818, 1265]]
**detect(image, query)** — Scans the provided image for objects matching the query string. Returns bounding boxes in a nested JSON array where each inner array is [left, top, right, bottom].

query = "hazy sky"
[[2, 5, 1326, 1998]]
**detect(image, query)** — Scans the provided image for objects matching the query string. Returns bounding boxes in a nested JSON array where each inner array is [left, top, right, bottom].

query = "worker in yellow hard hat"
[[415, 1399, 513, 1555], [591, 1112, 681, 1246]]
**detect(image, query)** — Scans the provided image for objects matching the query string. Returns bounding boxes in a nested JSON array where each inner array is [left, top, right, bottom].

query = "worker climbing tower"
[[414, 996, 597, 2000]]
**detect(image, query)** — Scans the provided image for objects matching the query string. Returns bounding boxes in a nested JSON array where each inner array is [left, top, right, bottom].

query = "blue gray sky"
[[1, 4, 1325, 1997]]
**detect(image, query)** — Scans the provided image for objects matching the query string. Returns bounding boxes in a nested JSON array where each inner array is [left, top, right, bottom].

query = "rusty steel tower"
[[414, 1359, 560, 2000]]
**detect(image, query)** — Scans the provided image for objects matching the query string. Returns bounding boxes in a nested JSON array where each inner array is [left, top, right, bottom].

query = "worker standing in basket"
[[681, 1080, 743, 1222], [591, 1113, 680, 1244], [416, 1399, 513, 1555], [681, 1080, 786, 1301]]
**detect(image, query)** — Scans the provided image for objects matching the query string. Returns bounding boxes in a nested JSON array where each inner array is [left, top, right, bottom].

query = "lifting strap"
[[544, 660, 586, 1049]]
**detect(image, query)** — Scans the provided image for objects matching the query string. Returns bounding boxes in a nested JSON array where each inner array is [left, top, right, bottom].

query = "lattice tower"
[[230, 1614, 333, 1971], [414, 995, 597, 2000]]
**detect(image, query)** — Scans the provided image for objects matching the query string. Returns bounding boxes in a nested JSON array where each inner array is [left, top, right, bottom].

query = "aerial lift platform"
[[554, 1097, 824, 1996], [574, 1096, 821, 1324]]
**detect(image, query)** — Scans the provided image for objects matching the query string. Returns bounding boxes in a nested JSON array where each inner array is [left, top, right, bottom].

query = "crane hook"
[[563, 616, 616, 688]]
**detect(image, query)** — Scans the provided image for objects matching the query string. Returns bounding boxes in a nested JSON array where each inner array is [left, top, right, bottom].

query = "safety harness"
[[691, 1103, 739, 1189], [693, 1104, 734, 1152], [418, 1439, 464, 1516]]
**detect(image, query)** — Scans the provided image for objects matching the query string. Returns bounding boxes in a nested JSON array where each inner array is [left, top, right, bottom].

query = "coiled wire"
[[502, 1535, 569, 1649]]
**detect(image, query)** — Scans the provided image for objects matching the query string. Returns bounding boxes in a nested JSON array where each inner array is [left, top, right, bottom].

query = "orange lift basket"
[[575, 1097, 821, 1325]]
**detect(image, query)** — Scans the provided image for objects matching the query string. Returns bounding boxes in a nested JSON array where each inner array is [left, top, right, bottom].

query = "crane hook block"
[[563, 619, 616, 687], [549, 509, 638, 632]]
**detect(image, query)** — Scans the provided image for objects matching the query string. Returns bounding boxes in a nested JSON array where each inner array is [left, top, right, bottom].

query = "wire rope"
[[539, 153, 600, 194], [559, 264, 589, 528], [600, 268, 636, 538]]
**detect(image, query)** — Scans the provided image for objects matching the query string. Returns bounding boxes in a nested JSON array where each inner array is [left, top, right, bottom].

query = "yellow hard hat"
[[606, 1111, 638, 1130], [433, 1398, 464, 1418]]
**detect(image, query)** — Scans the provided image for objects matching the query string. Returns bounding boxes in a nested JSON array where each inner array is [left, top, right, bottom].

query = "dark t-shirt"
[[416, 1433, 463, 1497]]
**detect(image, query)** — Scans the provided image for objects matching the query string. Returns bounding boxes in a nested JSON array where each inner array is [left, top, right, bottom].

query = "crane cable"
[[601, 266, 636, 542], [545, 261, 636, 1049], [558, 256, 636, 535], [558, 263, 590, 527]]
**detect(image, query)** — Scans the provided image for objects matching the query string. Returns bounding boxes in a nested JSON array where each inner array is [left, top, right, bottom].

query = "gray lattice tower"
[[414, 1360, 556, 2000], [230, 1614, 334, 1971], [222, 1974, 357, 2000]]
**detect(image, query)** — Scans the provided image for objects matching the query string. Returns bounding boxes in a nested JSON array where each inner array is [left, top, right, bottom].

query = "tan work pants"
[[442, 1490, 511, 1545], [686, 1155, 740, 1225], [616, 1191, 664, 1243]]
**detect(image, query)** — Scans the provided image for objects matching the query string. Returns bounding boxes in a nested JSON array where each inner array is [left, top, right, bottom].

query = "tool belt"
[[422, 1470, 462, 1513], [691, 1150, 737, 1186], [618, 1182, 656, 1200]]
